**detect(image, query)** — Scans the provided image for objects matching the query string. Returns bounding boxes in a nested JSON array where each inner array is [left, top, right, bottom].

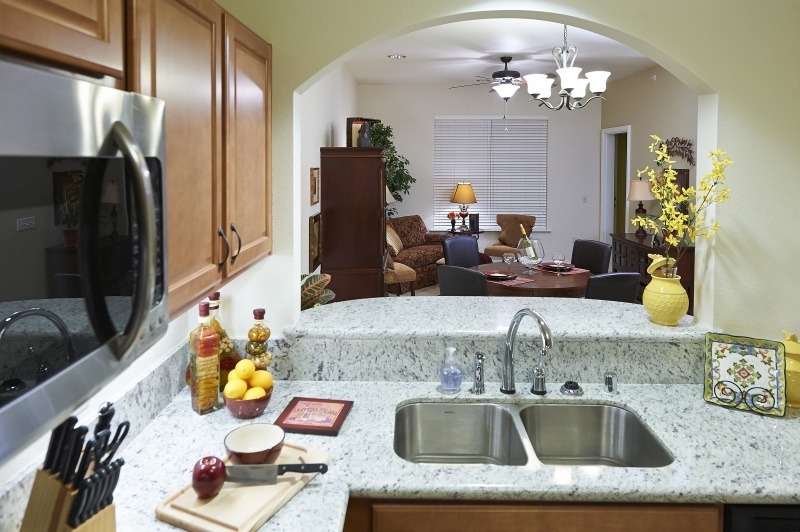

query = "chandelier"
[[523, 25, 610, 111]]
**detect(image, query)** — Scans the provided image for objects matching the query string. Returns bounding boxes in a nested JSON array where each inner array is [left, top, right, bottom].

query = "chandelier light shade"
[[628, 179, 655, 237], [492, 81, 520, 101], [385, 185, 395, 204], [524, 25, 611, 111]]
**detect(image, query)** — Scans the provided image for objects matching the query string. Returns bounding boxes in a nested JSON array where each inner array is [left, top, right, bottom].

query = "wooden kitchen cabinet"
[[320, 148, 386, 301], [221, 13, 272, 277], [344, 499, 722, 532], [610, 233, 695, 315], [129, 0, 272, 315], [0, 0, 124, 80]]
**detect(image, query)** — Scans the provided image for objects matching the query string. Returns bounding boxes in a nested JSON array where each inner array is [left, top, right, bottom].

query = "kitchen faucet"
[[501, 308, 553, 395], [0, 308, 76, 364]]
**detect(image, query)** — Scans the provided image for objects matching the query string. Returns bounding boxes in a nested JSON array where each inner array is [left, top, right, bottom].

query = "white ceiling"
[[344, 19, 656, 88]]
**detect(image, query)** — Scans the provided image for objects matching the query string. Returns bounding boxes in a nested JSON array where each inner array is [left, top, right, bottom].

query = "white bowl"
[[224, 423, 285, 464]]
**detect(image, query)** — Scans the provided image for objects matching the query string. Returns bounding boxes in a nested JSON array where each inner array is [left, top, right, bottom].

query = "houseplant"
[[632, 134, 733, 325], [301, 273, 335, 310], [58, 171, 83, 246], [370, 122, 416, 217]]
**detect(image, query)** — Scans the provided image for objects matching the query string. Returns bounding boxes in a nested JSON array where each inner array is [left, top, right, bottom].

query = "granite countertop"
[[115, 379, 800, 532]]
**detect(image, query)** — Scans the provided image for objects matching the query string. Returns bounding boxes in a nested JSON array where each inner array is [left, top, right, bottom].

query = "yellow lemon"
[[234, 358, 256, 380], [223, 379, 247, 400], [242, 386, 266, 400], [248, 370, 273, 391], [227, 369, 242, 381]]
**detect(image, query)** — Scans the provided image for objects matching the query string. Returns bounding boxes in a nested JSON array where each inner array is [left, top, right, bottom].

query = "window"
[[433, 116, 548, 231]]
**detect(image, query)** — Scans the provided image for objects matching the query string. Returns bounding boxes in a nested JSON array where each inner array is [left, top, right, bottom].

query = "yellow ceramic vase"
[[642, 256, 689, 326], [782, 330, 800, 408]]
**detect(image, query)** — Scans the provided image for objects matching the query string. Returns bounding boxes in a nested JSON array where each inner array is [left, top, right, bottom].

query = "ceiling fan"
[[449, 56, 524, 98]]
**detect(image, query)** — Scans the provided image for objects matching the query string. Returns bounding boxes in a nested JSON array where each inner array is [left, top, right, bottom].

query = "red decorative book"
[[274, 397, 353, 436]]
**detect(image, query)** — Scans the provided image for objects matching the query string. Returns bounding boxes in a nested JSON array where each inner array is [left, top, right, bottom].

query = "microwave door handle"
[[81, 122, 156, 361]]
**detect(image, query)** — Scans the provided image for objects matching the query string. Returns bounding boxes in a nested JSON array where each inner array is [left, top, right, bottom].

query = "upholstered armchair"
[[483, 214, 536, 259], [386, 215, 449, 293]]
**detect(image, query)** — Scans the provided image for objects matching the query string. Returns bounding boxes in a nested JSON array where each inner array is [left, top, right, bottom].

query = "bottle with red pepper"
[[189, 301, 221, 414], [208, 291, 241, 390]]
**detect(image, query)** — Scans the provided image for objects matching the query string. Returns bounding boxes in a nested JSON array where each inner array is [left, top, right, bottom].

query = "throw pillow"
[[386, 226, 404, 256], [498, 223, 523, 247]]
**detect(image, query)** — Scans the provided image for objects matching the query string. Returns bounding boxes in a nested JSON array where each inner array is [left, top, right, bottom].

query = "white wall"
[[602, 65, 699, 233], [300, 66, 358, 275], [357, 84, 601, 261]]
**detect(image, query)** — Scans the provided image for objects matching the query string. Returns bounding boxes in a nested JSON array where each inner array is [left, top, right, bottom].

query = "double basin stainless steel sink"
[[394, 402, 673, 468]]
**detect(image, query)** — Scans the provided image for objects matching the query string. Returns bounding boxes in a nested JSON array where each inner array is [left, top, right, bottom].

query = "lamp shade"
[[385, 185, 395, 204], [101, 182, 120, 204], [628, 179, 655, 201], [450, 182, 477, 204]]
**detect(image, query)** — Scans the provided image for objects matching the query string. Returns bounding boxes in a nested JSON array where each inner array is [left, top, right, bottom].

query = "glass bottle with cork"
[[189, 301, 221, 415], [245, 308, 273, 370], [207, 291, 241, 389]]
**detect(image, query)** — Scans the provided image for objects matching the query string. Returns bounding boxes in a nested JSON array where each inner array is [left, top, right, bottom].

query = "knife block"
[[20, 468, 116, 532]]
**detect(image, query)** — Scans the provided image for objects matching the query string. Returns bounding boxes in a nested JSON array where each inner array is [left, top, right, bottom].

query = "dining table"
[[473, 261, 593, 298]]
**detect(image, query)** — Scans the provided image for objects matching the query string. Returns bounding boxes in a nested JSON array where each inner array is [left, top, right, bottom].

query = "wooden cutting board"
[[156, 442, 330, 532]]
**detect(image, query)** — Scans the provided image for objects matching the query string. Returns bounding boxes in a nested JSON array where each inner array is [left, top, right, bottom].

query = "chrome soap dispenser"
[[439, 346, 463, 394]]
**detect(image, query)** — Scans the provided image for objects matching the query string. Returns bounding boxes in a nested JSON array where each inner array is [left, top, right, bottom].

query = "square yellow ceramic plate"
[[703, 333, 786, 416]]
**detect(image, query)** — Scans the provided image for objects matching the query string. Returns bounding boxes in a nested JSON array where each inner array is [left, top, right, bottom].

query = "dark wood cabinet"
[[320, 148, 386, 301], [610, 233, 694, 315]]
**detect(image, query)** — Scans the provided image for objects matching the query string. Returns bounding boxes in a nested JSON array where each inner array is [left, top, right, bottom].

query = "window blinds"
[[433, 116, 548, 231]]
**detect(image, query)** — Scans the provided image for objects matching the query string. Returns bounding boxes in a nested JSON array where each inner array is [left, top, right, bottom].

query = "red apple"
[[192, 456, 226, 499]]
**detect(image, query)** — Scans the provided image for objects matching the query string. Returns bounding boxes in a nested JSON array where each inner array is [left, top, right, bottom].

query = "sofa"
[[386, 215, 449, 294]]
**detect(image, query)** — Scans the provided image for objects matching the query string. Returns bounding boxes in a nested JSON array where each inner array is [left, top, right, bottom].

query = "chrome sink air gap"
[[394, 401, 673, 468]]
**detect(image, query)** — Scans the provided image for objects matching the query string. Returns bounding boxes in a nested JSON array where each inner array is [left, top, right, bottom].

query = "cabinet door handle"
[[217, 227, 230, 272], [230, 223, 242, 265]]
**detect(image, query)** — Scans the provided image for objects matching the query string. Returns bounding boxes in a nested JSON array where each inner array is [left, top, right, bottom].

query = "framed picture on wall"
[[310, 167, 320, 206], [309, 213, 321, 272]]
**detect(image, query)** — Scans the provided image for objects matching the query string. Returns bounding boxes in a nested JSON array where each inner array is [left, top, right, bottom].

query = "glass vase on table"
[[516, 238, 544, 274]]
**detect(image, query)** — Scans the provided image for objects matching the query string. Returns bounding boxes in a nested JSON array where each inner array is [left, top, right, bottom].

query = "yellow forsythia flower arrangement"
[[632, 134, 733, 269]]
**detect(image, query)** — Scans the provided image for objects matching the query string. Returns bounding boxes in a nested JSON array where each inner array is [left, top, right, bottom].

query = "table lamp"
[[628, 179, 655, 237], [450, 182, 476, 231]]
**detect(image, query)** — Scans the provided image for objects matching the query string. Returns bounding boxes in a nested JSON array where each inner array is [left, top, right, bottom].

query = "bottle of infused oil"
[[207, 291, 241, 389], [245, 308, 274, 370], [189, 302, 221, 414]]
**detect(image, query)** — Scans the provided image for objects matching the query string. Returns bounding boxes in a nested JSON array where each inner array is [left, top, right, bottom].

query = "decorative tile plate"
[[704, 333, 786, 416]]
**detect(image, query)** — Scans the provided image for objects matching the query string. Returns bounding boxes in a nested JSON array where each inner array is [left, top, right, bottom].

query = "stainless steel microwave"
[[0, 57, 169, 464]]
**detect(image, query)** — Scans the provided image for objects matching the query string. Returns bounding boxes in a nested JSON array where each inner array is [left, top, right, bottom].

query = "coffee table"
[[473, 262, 592, 298]]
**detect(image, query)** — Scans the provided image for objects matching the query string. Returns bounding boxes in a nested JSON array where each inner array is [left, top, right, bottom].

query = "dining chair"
[[584, 272, 641, 303], [437, 264, 488, 296], [443, 236, 483, 268], [571, 239, 612, 275]]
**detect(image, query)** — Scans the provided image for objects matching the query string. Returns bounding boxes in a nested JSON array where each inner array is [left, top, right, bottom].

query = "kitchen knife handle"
[[43, 417, 69, 472], [72, 440, 95, 490], [51, 416, 77, 475], [68, 477, 92, 529], [95, 402, 115, 436], [63, 426, 88, 485], [277, 463, 328, 475]]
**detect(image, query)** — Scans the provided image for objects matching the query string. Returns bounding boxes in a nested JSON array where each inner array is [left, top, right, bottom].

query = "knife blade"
[[225, 463, 328, 484]]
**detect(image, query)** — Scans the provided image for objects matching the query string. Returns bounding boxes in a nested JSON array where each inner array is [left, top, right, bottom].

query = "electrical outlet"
[[16, 216, 36, 231]]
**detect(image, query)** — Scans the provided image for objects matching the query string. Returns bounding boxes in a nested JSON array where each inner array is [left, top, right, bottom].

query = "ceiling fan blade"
[[449, 81, 494, 89]]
